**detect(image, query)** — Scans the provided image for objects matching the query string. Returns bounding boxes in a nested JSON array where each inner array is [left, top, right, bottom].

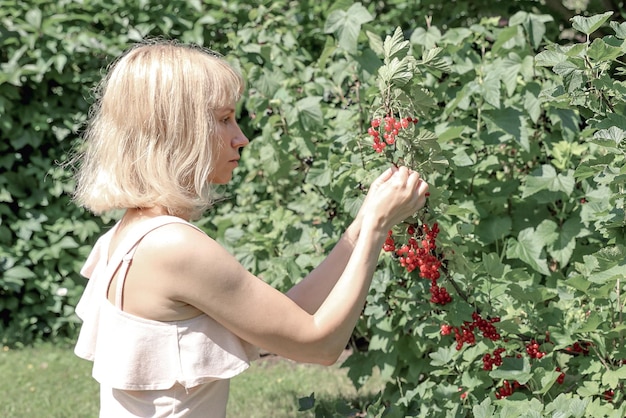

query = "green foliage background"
[[1, 0, 625, 416]]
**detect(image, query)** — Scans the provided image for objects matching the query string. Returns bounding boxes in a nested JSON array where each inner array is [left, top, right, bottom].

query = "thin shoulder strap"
[[114, 248, 139, 308], [105, 215, 203, 309]]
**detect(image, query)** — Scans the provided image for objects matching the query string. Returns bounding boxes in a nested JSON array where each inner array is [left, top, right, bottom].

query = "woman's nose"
[[233, 125, 249, 148]]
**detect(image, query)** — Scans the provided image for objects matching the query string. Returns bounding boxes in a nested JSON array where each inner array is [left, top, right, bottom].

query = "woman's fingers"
[[415, 178, 429, 210], [375, 167, 395, 184], [407, 169, 421, 190], [363, 166, 431, 228], [374, 166, 429, 223]]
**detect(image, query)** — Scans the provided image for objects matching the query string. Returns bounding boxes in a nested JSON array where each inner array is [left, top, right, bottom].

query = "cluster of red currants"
[[441, 312, 501, 351], [367, 115, 419, 153], [482, 347, 506, 371], [526, 339, 546, 359], [556, 367, 565, 384], [495, 380, 521, 399], [441, 312, 504, 352], [383, 223, 451, 305], [565, 340, 592, 356]]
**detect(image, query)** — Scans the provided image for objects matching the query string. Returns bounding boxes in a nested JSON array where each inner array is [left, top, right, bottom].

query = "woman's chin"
[[208, 176, 232, 185]]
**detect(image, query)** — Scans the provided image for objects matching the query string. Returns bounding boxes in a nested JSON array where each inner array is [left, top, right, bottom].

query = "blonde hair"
[[72, 40, 244, 219]]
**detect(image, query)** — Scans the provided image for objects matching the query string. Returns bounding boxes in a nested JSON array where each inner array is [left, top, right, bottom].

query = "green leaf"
[[522, 165, 575, 197], [535, 219, 559, 247], [306, 166, 332, 187], [442, 204, 477, 217], [481, 71, 501, 108], [429, 345, 456, 367], [421, 47, 450, 72], [594, 126, 625, 149], [527, 14, 548, 50], [378, 57, 413, 86], [318, 36, 338, 69], [508, 10, 529, 27], [294, 96, 324, 131], [535, 49, 568, 67], [587, 37, 625, 62], [548, 217, 582, 267], [506, 228, 551, 275], [601, 366, 626, 388], [509, 283, 556, 304], [610, 21, 626, 39], [3, 265, 36, 281], [587, 264, 626, 285], [298, 393, 316, 411], [570, 12, 614, 36], [410, 26, 442, 49], [565, 274, 591, 291], [492, 26, 519, 53], [25, 8, 42, 28], [476, 216, 512, 244], [368, 332, 391, 352], [483, 107, 529, 151], [523, 85, 542, 123], [451, 147, 474, 167], [536, 369, 559, 395], [383, 26, 410, 61], [365, 30, 384, 56], [324, 3, 373, 54], [568, 398, 590, 418], [489, 357, 532, 384], [546, 394, 577, 417], [473, 398, 495, 418], [436, 125, 464, 142], [575, 312, 603, 333]]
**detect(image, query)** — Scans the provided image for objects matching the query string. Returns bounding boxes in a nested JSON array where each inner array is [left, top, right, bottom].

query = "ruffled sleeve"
[[87, 304, 258, 390], [73, 217, 259, 391], [74, 229, 114, 322]]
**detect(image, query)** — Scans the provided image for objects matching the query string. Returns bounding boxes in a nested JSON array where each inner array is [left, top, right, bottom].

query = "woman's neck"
[[121, 207, 189, 224]]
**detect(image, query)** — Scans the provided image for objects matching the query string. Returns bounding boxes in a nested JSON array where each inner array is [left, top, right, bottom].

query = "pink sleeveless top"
[[74, 216, 258, 417]]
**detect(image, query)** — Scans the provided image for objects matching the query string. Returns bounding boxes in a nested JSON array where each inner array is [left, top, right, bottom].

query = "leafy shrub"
[[0, 0, 253, 346], [304, 8, 626, 418], [1, 0, 625, 415]]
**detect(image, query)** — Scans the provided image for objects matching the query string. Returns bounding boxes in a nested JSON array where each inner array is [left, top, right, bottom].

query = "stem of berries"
[[495, 380, 521, 399], [382, 222, 451, 305], [367, 115, 419, 155], [446, 312, 502, 351]]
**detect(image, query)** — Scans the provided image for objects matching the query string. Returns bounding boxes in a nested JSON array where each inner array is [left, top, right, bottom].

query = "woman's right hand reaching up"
[[360, 165, 429, 233]]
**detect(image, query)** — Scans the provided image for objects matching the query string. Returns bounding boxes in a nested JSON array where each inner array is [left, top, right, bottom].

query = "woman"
[[71, 40, 429, 417]]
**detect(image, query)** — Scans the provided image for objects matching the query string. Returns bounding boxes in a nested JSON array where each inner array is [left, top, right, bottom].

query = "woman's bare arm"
[[285, 168, 392, 314], [141, 167, 429, 365]]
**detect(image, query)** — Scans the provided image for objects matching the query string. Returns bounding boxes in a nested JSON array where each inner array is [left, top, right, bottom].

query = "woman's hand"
[[360, 165, 429, 231], [353, 167, 393, 228]]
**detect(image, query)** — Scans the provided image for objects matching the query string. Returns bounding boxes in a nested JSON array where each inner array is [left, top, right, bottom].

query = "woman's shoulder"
[[141, 218, 211, 250], [135, 219, 226, 270]]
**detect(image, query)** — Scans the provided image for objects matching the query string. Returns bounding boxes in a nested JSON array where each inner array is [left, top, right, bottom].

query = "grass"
[[0, 343, 385, 418], [0, 343, 99, 418]]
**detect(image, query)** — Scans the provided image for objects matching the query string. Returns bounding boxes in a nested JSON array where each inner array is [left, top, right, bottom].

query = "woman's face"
[[208, 105, 249, 184]]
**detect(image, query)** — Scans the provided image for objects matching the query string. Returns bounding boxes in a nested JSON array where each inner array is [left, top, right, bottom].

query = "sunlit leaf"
[[522, 165, 575, 197], [587, 37, 624, 62], [324, 3, 373, 54], [410, 26, 442, 49], [610, 20, 626, 39], [506, 228, 551, 275], [601, 366, 626, 388], [571, 12, 614, 36], [473, 398, 495, 418], [294, 96, 324, 131], [489, 357, 532, 384]]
